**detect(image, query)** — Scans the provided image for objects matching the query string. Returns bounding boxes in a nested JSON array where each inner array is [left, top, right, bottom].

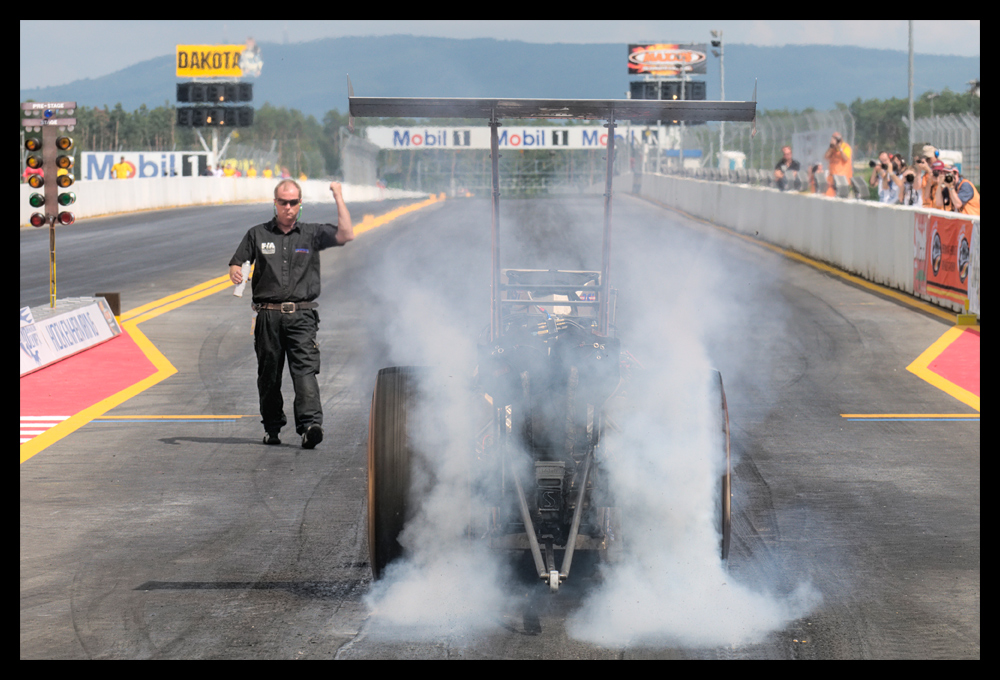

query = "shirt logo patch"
[[261, 242, 276, 255], [295, 248, 310, 254]]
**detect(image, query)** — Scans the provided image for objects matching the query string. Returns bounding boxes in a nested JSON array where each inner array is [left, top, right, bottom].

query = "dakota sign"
[[366, 126, 649, 150], [628, 43, 708, 76], [176, 44, 246, 78]]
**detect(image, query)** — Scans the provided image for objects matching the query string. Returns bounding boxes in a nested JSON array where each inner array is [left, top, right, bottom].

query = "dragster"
[[352, 78, 756, 591]]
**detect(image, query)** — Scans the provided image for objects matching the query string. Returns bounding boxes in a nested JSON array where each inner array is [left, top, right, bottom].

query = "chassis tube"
[[512, 471, 547, 580], [559, 448, 592, 580], [599, 117, 616, 335], [490, 112, 502, 343]]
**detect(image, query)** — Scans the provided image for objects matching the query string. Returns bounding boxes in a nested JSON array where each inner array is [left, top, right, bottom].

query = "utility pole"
[[908, 21, 915, 163]]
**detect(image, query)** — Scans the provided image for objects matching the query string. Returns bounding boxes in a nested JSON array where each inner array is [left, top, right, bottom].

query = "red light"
[[58, 212, 75, 226], [30, 213, 47, 227]]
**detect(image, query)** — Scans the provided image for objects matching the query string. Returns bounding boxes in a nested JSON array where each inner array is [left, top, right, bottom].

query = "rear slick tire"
[[710, 369, 733, 562], [368, 366, 424, 580]]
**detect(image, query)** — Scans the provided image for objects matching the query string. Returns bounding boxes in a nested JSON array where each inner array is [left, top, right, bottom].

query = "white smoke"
[[360, 194, 821, 647], [362, 275, 516, 640], [565, 207, 822, 647]]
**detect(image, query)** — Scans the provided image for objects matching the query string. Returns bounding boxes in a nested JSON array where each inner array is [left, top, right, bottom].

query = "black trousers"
[[253, 308, 322, 434]]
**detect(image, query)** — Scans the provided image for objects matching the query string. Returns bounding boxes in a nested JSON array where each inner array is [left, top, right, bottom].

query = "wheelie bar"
[[511, 450, 593, 592]]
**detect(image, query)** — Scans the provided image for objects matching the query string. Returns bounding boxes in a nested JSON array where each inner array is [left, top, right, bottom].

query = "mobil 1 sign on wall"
[[81, 151, 210, 179]]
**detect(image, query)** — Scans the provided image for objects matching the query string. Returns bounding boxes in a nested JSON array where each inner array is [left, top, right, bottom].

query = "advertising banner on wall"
[[914, 212, 974, 308], [366, 126, 649, 150], [19, 298, 122, 376], [81, 152, 210, 180], [627, 43, 708, 76]]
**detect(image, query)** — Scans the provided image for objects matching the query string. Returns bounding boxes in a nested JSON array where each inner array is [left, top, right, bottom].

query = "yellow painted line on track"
[[841, 414, 979, 419], [21, 197, 441, 464], [636, 196, 958, 323], [905, 326, 980, 412]]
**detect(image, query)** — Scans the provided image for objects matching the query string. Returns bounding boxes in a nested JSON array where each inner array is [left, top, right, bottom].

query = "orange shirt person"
[[823, 132, 852, 197]]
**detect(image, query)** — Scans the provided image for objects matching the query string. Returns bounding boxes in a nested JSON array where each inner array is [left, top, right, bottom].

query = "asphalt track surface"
[[20, 195, 979, 659]]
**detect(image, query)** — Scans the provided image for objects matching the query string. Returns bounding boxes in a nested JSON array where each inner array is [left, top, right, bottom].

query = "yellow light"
[[28, 175, 44, 188], [56, 136, 74, 151]]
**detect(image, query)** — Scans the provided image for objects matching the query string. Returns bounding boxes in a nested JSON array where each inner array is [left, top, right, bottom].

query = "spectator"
[[936, 162, 980, 215], [263, 166, 273, 179], [248, 163, 257, 178], [872, 152, 904, 204], [774, 146, 801, 191], [112, 156, 131, 179], [213, 164, 225, 178], [824, 132, 852, 197], [807, 162, 823, 194], [953, 168, 980, 216], [899, 163, 922, 207], [869, 151, 892, 190], [923, 160, 946, 207]]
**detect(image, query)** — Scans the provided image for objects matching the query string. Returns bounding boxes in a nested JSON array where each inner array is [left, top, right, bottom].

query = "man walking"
[[229, 180, 354, 448]]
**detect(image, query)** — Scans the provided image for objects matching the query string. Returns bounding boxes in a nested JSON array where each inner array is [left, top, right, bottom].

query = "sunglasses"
[[276, 198, 301, 207]]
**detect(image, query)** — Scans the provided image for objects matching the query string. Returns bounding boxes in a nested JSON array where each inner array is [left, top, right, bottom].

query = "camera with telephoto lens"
[[944, 173, 954, 183]]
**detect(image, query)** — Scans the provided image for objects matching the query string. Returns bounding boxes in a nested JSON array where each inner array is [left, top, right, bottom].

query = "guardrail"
[[620, 171, 979, 318], [19, 177, 427, 227]]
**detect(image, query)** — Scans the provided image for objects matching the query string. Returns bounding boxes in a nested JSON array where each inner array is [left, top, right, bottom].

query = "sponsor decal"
[[628, 43, 708, 75], [176, 44, 246, 78], [261, 242, 276, 255], [82, 152, 209, 180]]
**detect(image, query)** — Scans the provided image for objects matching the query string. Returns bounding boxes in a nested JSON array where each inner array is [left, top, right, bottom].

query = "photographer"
[[870, 153, 900, 204], [823, 132, 853, 197], [934, 162, 980, 215], [774, 146, 801, 191], [899, 162, 922, 207]]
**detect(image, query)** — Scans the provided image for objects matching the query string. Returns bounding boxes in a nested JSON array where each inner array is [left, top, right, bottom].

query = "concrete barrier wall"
[[20, 177, 427, 227], [624, 172, 978, 313]]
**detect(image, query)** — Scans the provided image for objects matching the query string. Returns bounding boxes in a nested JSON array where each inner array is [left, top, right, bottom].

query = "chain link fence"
[[911, 113, 979, 186], [222, 142, 281, 177], [675, 109, 856, 173], [341, 132, 379, 186]]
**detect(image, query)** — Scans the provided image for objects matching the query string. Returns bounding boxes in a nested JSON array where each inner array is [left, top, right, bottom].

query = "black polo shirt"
[[229, 218, 341, 304]]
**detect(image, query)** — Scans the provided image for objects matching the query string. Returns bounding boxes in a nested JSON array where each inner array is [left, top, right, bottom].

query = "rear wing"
[[346, 77, 757, 340]]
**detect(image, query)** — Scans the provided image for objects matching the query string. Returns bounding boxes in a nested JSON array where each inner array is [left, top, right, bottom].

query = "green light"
[[58, 192, 76, 206], [30, 193, 45, 208]]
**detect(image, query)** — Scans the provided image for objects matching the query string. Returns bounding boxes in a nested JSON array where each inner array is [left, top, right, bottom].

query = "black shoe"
[[302, 425, 323, 449], [263, 432, 281, 445]]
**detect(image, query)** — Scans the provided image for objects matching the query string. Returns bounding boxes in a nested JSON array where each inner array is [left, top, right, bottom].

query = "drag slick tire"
[[710, 369, 733, 561], [368, 366, 425, 580]]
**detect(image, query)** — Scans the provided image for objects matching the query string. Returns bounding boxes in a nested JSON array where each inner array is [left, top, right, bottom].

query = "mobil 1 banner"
[[366, 126, 647, 150], [81, 151, 210, 180]]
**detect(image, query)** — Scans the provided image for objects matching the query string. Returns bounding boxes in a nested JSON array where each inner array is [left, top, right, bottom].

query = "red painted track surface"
[[928, 328, 980, 397], [19, 327, 157, 442]]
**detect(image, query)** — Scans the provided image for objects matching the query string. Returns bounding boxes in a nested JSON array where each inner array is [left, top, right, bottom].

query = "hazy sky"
[[21, 20, 979, 90]]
